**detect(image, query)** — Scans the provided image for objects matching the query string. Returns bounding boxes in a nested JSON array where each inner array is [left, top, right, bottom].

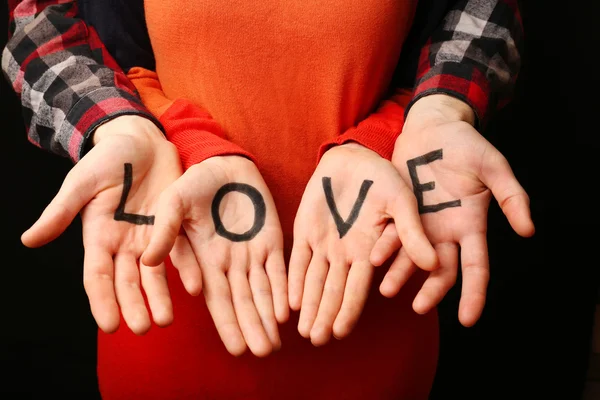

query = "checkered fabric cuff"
[[407, 62, 491, 128], [406, 0, 523, 129], [66, 87, 164, 162]]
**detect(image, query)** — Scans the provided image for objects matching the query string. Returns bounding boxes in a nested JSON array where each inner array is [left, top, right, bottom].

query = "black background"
[[2, 2, 598, 399]]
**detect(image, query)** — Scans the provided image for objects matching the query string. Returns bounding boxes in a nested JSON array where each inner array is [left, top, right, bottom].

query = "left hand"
[[370, 94, 535, 327], [141, 155, 288, 357], [288, 143, 437, 346], [20, 116, 192, 335]]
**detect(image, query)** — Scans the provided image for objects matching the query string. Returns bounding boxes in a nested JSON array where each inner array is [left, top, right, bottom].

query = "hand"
[[21, 116, 199, 335], [288, 143, 438, 346], [141, 155, 288, 357], [370, 94, 535, 327]]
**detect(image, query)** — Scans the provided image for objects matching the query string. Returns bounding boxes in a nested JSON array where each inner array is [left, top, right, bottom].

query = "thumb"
[[480, 147, 535, 237], [388, 188, 439, 271], [141, 185, 186, 266], [369, 222, 402, 267], [22, 163, 97, 248]]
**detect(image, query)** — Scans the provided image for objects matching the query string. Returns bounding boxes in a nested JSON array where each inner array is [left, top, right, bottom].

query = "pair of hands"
[[23, 116, 287, 357], [22, 95, 534, 358], [289, 95, 533, 345]]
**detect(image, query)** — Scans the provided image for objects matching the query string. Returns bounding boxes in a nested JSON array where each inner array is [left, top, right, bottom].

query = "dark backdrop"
[[2, 2, 597, 399]]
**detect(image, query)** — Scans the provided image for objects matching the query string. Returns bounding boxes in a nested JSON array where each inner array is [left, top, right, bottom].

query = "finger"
[[457, 234, 489, 327], [412, 243, 459, 315], [228, 268, 273, 357], [369, 222, 401, 267], [169, 233, 202, 296], [333, 260, 374, 340], [481, 150, 535, 237], [114, 253, 151, 335], [249, 265, 281, 351], [288, 242, 312, 311], [22, 166, 96, 248], [265, 251, 289, 323], [379, 247, 417, 298], [83, 246, 120, 333], [389, 188, 438, 271], [310, 261, 349, 346], [202, 267, 247, 356], [141, 186, 185, 267], [297, 255, 329, 338], [140, 261, 173, 327]]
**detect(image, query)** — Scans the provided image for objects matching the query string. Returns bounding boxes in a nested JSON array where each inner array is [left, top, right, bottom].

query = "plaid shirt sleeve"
[[406, 0, 524, 128], [2, 0, 162, 163]]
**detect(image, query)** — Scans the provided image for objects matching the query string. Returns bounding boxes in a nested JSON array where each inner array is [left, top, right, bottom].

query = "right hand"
[[141, 156, 289, 357], [288, 143, 437, 347], [370, 95, 535, 327], [21, 116, 200, 335]]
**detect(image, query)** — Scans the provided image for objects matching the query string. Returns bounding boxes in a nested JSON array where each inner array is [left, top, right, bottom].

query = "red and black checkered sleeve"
[[2, 0, 162, 163], [406, 0, 524, 128]]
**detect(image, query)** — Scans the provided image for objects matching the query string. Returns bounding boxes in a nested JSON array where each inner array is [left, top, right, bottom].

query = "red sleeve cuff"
[[318, 90, 412, 162], [407, 62, 491, 129], [318, 123, 399, 162], [158, 99, 255, 170]]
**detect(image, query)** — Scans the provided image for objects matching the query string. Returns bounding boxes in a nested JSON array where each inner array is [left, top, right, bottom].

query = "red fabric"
[[98, 259, 438, 400], [319, 89, 414, 162], [160, 100, 256, 170]]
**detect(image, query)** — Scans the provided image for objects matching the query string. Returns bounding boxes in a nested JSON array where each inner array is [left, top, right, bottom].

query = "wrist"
[[196, 154, 255, 172], [334, 142, 367, 151], [405, 94, 476, 130], [325, 141, 373, 154], [193, 154, 258, 182], [92, 115, 166, 146], [324, 141, 378, 158]]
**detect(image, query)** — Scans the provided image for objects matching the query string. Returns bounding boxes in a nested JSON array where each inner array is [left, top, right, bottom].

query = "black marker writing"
[[322, 177, 373, 239], [211, 183, 266, 242], [114, 163, 155, 225], [406, 149, 461, 214]]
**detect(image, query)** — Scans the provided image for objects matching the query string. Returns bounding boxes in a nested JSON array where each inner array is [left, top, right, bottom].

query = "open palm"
[[141, 156, 289, 358], [371, 119, 535, 327], [289, 143, 437, 346], [22, 117, 190, 335]]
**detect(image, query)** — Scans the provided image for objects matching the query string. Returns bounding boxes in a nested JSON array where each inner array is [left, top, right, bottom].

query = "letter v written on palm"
[[322, 177, 373, 239]]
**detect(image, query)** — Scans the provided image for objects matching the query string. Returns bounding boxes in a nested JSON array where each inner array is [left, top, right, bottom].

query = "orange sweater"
[[97, 1, 438, 398]]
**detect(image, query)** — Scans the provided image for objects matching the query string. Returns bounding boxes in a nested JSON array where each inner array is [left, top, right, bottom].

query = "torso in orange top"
[[146, 0, 415, 235], [97, 1, 439, 399]]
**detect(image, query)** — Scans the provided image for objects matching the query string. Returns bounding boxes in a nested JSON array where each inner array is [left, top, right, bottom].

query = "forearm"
[[2, 0, 160, 162], [406, 0, 524, 128]]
